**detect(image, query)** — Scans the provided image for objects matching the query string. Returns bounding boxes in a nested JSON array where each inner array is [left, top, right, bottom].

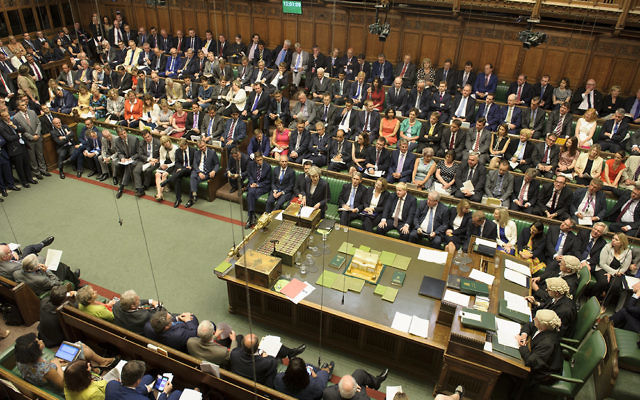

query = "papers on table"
[[299, 206, 315, 218], [475, 238, 497, 249], [461, 311, 482, 321], [504, 259, 532, 277], [503, 291, 532, 317], [179, 389, 203, 400], [462, 180, 475, 193], [469, 269, 495, 286], [578, 217, 593, 226], [418, 248, 448, 264], [504, 268, 528, 287], [44, 249, 63, 271], [258, 335, 283, 357], [274, 211, 283, 221], [443, 289, 471, 307], [280, 279, 315, 304], [484, 341, 493, 352], [496, 317, 521, 349], [386, 386, 403, 400], [390, 312, 429, 338]]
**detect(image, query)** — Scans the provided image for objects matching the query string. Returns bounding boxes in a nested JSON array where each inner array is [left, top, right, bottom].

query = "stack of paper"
[[473, 296, 490, 311], [386, 386, 403, 400], [391, 255, 411, 271], [258, 335, 283, 357], [469, 269, 495, 286], [390, 312, 429, 338], [382, 287, 398, 302], [417, 248, 448, 264], [495, 317, 522, 349], [503, 291, 532, 317], [504, 268, 528, 287], [504, 259, 532, 277], [443, 290, 471, 307], [280, 279, 315, 304], [299, 206, 315, 218], [475, 238, 497, 248], [179, 389, 203, 400]]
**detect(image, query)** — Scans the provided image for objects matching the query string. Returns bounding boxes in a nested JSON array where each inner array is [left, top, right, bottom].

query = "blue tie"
[[426, 207, 434, 234], [348, 186, 356, 208], [555, 232, 565, 253], [279, 168, 285, 183]]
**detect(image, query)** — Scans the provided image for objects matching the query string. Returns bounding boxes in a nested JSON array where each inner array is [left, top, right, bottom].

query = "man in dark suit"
[[598, 108, 628, 153], [245, 151, 271, 228], [355, 100, 381, 141], [387, 139, 416, 184], [404, 80, 431, 120], [364, 136, 391, 179], [505, 130, 536, 173], [150, 48, 167, 74], [330, 70, 352, 106], [242, 83, 269, 122], [144, 310, 198, 353], [570, 78, 603, 115], [177, 48, 199, 79], [201, 106, 225, 142], [605, 184, 640, 233], [438, 120, 465, 160], [50, 88, 77, 114], [462, 118, 492, 165], [185, 28, 202, 53], [307, 122, 331, 167], [336, 99, 359, 138], [384, 77, 409, 111], [337, 172, 367, 226], [341, 48, 358, 80], [507, 74, 535, 106], [327, 48, 343, 77], [434, 59, 457, 94], [185, 140, 219, 208], [569, 178, 607, 225], [417, 112, 443, 153], [266, 90, 291, 131], [288, 121, 310, 164], [463, 211, 498, 251], [226, 146, 249, 194], [314, 94, 340, 132], [271, 40, 293, 69], [349, 72, 369, 108], [610, 283, 640, 333], [108, 21, 124, 46], [450, 84, 476, 123], [132, 131, 160, 196], [376, 182, 417, 241], [455, 61, 476, 93], [104, 360, 183, 400], [183, 103, 204, 139], [624, 89, 640, 125], [353, 54, 371, 82], [369, 54, 393, 86], [534, 175, 573, 221], [237, 57, 254, 87], [474, 93, 501, 132], [222, 109, 247, 149], [534, 133, 560, 178], [161, 48, 181, 78], [510, 168, 540, 213], [163, 139, 195, 208], [431, 81, 452, 122], [252, 41, 272, 67], [147, 72, 166, 101], [484, 159, 514, 208], [322, 370, 388, 400], [265, 155, 295, 213], [500, 94, 523, 134], [409, 191, 449, 248], [533, 75, 554, 110], [81, 129, 104, 179], [327, 130, 352, 172], [543, 218, 578, 264], [575, 223, 608, 272], [309, 68, 331, 100], [521, 97, 547, 139], [395, 54, 416, 88], [454, 152, 486, 203], [113, 127, 142, 199], [473, 63, 498, 100], [545, 102, 573, 138]]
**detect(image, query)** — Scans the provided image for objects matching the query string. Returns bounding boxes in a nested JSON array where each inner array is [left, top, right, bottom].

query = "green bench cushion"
[[610, 368, 640, 400], [615, 328, 640, 371]]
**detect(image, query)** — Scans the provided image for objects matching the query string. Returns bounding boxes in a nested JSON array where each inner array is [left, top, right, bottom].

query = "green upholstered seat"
[[610, 368, 640, 399], [563, 296, 600, 344], [574, 265, 591, 300], [615, 328, 640, 372], [495, 82, 509, 103]]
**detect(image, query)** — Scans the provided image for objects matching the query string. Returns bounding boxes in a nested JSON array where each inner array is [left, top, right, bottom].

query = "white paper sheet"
[[408, 316, 429, 338], [625, 275, 640, 288], [504, 268, 528, 287], [461, 311, 482, 321], [391, 312, 412, 333], [386, 386, 403, 400], [8, 243, 20, 251], [496, 317, 521, 349], [475, 238, 497, 248], [179, 388, 203, 400], [509, 160, 519, 170], [119, 159, 134, 165], [102, 360, 128, 382], [503, 291, 532, 316], [578, 216, 593, 226], [291, 281, 315, 304], [418, 248, 448, 264], [44, 249, 63, 271], [258, 335, 283, 357], [199, 361, 220, 378], [299, 206, 315, 219], [443, 290, 471, 307], [484, 341, 493, 352], [469, 269, 495, 286], [504, 259, 532, 277], [462, 180, 475, 192]]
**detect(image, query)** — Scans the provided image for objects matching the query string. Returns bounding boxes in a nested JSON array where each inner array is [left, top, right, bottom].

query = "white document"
[[504, 268, 528, 287], [291, 281, 315, 304], [44, 249, 63, 271], [370, 170, 384, 177], [625, 275, 640, 288], [8, 243, 20, 251], [258, 335, 283, 357], [418, 248, 448, 264], [274, 211, 283, 221], [578, 217, 593, 226], [509, 160, 519, 170], [461, 311, 482, 321], [475, 238, 497, 248], [142, 162, 152, 172], [212, 140, 222, 147], [391, 312, 412, 333], [504, 259, 532, 277], [199, 361, 220, 378], [119, 159, 134, 166], [503, 291, 532, 316], [469, 269, 495, 286], [433, 182, 450, 195], [484, 341, 493, 352], [443, 290, 471, 307], [386, 386, 403, 400], [102, 359, 128, 382], [408, 316, 429, 338], [299, 206, 315, 219], [496, 317, 522, 349], [179, 389, 203, 400], [462, 180, 475, 192]]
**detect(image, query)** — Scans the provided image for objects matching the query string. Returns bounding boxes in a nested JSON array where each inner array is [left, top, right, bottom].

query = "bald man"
[[322, 368, 388, 400]]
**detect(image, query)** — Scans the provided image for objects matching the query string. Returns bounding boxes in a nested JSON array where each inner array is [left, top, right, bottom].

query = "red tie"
[[542, 146, 549, 163], [617, 200, 634, 222], [516, 85, 522, 101], [32, 64, 42, 80], [485, 75, 489, 86], [449, 131, 455, 149], [400, 63, 407, 77], [227, 120, 236, 140], [518, 182, 528, 203], [473, 130, 481, 151]]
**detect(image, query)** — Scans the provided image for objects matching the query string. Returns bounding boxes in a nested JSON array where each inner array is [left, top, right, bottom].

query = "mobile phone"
[[153, 374, 172, 391], [306, 365, 313, 375]]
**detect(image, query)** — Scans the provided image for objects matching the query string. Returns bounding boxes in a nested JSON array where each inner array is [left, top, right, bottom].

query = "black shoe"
[[455, 385, 464, 400], [1, 189, 7, 197], [42, 171, 51, 177], [42, 236, 55, 247], [34, 174, 43, 180], [320, 361, 335, 375], [112, 176, 118, 185], [59, 171, 65, 179], [160, 180, 168, 188], [229, 186, 238, 193], [174, 199, 181, 208], [185, 199, 195, 208], [29, 179, 38, 184], [98, 174, 108, 181], [288, 344, 306, 358], [87, 170, 97, 177], [73, 269, 81, 278], [76, 171, 82, 178], [8, 186, 19, 191], [374, 368, 389, 388], [135, 189, 144, 197], [23, 183, 30, 188], [116, 187, 124, 199]]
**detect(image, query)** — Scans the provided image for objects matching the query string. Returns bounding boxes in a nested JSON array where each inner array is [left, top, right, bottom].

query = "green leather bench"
[[615, 328, 640, 373], [495, 82, 509, 103], [0, 345, 62, 400]]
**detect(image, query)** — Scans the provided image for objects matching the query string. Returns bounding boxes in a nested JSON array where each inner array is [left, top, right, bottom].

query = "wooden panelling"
[[156, 7, 170, 34], [268, 17, 283, 47], [564, 52, 589, 87], [348, 26, 367, 55], [587, 55, 614, 87], [539, 49, 567, 84], [521, 47, 544, 81], [439, 37, 458, 64], [497, 44, 521, 79], [332, 24, 348, 52], [237, 15, 252, 41], [606, 58, 637, 92], [420, 34, 441, 63], [402, 32, 421, 61], [314, 22, 330, 52], [460, 39, 483, 69], [283, 19, 297, 45]]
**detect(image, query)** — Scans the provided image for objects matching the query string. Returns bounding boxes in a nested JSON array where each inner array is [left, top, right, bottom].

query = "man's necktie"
[[449, 131, 455, 149], [554, 115, 564, 135], [613, 122, 619, 136], [443, 70, 447, 81], [467, 167, 474, 181], [207, 119, 213, 136], [184, 150, 189, 166], [484, 104, 490, 118], [396, 153, 404, 174], [356, 84, 361, 98], [400, 64, 407, 77], [516, 85, 522, 101], [485, 75, 489, 86], [506, 107, 513, 123], [348, 186, 356, 208], [252, 93, 260, 112], [341, 111, 348, 125], [279, 168, 285, 183], [227, 120, 236, 140], [256, 165, 262, 181], [375, 149, 381, 167], [551, 190, 558, 210], [473, 131, 481, 152], [426, 207, 434, 234], [393, 197, 403, 227], [415, 93, 421, 109], [582, 194, 593, 212], [364, 112, 369, 130], [193, 113, 199, 129], [542, 145, 549, 163], [582, 237, 595, 260], [518, 182, 528, 203], [587, 92, 592, 108], [529, 110, 536, 128], [555, 232, 565, 253], [323, 106, 328, 121], [617, 200, 634, 222]]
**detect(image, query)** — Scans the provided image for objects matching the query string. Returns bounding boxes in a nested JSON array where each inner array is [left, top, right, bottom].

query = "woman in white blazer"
[[494, 207, 517, 255], [154, 135, 177, 201], [224, 79, 247, 114], [590, 232, 632, 303]]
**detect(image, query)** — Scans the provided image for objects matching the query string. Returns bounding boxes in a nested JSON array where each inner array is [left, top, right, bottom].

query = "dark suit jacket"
[[569, 188, 606, 221], [328, 139, 352, 165], [512, 175, 540, 209], [151, 53, 167, 72], [545, 110, 573, 137], [417, 121, 443, 152], [227, 153, 249, 182], [533, 142, 560, 170], [454, 163, 486, 195], [0, 72, 16, 98], [361, 188, 390, 216], [474, 103, 501, 131], [598, 119, 629, 146], [544, 225, 578, 261], [517, 225, 545, 261], [248, 161, 272, 189], [574, 229, 607, 268], [230, 346, 278, 388], [0, 121, 26, 157], [395, 62, 416, 88], [370, 61, 394, 86], [304, 178, 330, 214], [175, 147, 196, 169], [289, 129, 310, 158], [250, 68, 274, 85], [314, 103, 340, 129], [533, 83, 554, 109], [143, 315, 198, 352], [252, 48, 272, 67], [499, 106, 522, 133], [382, 193, 417, 228], [50, 90, 78, 114], [364, 146, 391, 173], [355, 110, 381, 138], [431, 91, 452, 120], [323, 384, 370, 400], [404, 88, 431, 118], [570, 87, 603, 114], [222, 118, 247, 144], [445, 208, 472, 242], [473, 73, 498, 95], [329, 79, 352, 101], [186, 111, 204, 133], [465, 219, 498, 250], [353, 61, 371, 82], [520, 107, 547, 138], [519, 325, 564, 382], [434, 68, 457, 93], [148, 79, 166, 99], [267, 97, 291, 125], [507, 81, 535, 105], [605, 191, 640, 231], [309, 76, 330, 95], [349, 81, 370, 103], [504, 139, 535, 168], [338, 183, 367, 211], [536, 184, 573, 220], [270, 166, 295, 195], [246, 91, 269, 115], [455, 70, 477, 92], [294, 173, 309, 197], [247, 136, 270, 157], [385, 87, 409, 111], [387, 150, 416, 182], [413, 201, 449, 235], [115, 135, 141, 160], [450, 94, 476, 120], [439, 127, 466, 160], [192, 149, 220, 175]]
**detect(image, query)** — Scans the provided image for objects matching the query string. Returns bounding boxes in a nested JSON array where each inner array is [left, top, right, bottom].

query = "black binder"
[[418, 276, 446, 300]]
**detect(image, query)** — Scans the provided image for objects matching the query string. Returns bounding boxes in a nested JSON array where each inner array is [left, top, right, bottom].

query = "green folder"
[[498, 299, 531, 325], [338, 242, 355, 254], [391, 255, 411, 271], [459, 278, 490, 297], [359, 245, 371, 252], [460, 308, 497, 331], [379, 251, 397, 265], [391, 270, 406, 287], [374, 284, 387, 296], [382, 287, 398, 302], [316, 271, 338, 288], [329, 254, 346, 269], [332, 275, 348, 292], [346, 277, 365, 293], [491, 335, 522, 359], [215, 261, 232, 274]]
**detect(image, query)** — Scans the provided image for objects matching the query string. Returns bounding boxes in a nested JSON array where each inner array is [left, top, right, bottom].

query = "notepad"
[[392, 255, 411, 270], [346, 277, 365, 293], [417, 248, 448, 264], [504, 268, 528, 287], [374, 284, 387, 296], [359, 245, 371, 252], [332, 275, 348, 292], [442, 290, 471, 307], [338, 242, 356, 255], [469, 268, 495, 286], [382, 287, 398, 302], [379, 251, 397, 265], [214, 261, 232, 275], [316, 271, 338, 288]]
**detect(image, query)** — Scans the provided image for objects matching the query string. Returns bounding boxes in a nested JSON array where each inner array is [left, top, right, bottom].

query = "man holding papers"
[[409, 191, 448, 248], [569, 178, 606, 226], [515, 309, 563, 399], [463, 211, 497, 251], [13, 254, 80, 296], [543, 218, 578, 266]]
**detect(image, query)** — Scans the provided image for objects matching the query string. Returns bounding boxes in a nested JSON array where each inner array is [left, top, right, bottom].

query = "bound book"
[[491, 334, 521, 359], [391, 271, 406, 287], [446, 274, 463, 290], [461, 308, 497, 332], [498, 299, 531, 324], [329, 254, 346, 269], [418, 276, 446, 300], [459, 277, 490, 297]]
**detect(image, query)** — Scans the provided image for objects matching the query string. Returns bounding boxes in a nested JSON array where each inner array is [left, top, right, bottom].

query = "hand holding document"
[[462, 180, 474, 193], [44, 249, 63, 271]]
